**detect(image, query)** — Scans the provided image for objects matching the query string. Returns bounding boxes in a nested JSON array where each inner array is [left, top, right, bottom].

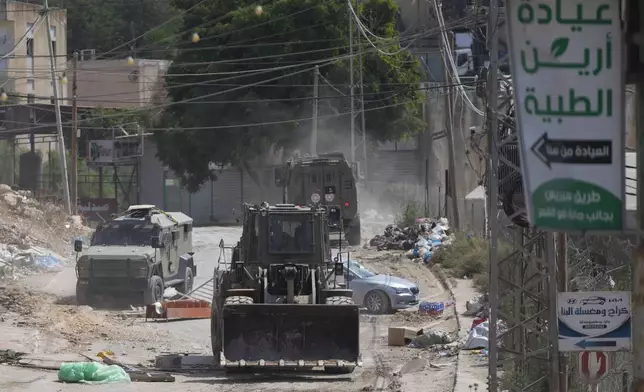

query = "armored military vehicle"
[[211, 203, 361, 373], [74, 205, 196, 306], [276, 152, 361, 245]]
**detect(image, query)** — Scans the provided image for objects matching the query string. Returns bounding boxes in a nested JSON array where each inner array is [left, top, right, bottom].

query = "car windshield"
[[346, 260, 376, 279], [91, 222, 160, 246], [268, 214, 314, 254]]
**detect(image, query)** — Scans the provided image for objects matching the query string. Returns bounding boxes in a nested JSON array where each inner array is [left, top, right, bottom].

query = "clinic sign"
[[558, 291, 631, 352], [507, 0, 624, 231]]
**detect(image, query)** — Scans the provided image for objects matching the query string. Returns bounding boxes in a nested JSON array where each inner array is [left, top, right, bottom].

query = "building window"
[[27, 94, 35, 104], [27, 79, 34, 92], [26, 39, 33, 57], [51, 40, 56, 55], [50, 97, 54, 104]]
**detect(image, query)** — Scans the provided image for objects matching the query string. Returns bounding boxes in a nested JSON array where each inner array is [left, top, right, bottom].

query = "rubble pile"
[[0, 183, 90, 280], [369, 217, 454, 263]]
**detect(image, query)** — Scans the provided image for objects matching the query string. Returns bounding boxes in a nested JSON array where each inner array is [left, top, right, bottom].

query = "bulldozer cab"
[[239, 203, 331, 265]]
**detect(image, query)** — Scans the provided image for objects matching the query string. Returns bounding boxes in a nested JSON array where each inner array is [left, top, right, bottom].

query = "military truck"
[[74, 205, 196, 306], [211, 203, 361, 373], [276, 152, 361, 245]]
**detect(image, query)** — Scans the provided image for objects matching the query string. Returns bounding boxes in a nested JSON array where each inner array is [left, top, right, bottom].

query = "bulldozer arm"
[[220, 303, 360, 368]]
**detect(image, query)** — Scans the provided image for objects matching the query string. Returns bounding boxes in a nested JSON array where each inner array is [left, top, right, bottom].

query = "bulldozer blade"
[[221, 304, 360, 366]]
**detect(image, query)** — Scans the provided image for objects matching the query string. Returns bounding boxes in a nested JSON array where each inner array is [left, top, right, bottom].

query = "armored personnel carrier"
[[276, 152, 362, 245], [74, 205, 196, 305], [211, 203, 361, 373]]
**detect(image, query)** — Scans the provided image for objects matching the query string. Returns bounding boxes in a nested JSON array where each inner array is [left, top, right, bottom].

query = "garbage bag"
[[58, 362, 131, 384]]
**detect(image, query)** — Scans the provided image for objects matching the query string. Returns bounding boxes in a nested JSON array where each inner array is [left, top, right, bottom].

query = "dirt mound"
[[0, 185, 90, 256], [0, 284, 167, 346]]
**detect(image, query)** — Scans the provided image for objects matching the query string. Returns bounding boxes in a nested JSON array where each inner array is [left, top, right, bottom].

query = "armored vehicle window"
[[92, 222, 160, 247], [268, 215, 313, 254]]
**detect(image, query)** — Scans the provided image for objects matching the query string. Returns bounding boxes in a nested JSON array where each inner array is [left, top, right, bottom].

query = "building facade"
[[70, 57, 170, 109], [0, 1, 67, 104]]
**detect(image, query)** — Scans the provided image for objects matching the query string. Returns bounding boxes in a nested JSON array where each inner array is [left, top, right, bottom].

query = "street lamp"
[[0, 89, 8, 102], [191, 32, 200, 43]]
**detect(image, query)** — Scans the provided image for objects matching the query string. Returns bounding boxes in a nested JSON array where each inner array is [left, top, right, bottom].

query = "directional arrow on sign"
[[575, 340, 618, 349], [530, 132, 613, 168]]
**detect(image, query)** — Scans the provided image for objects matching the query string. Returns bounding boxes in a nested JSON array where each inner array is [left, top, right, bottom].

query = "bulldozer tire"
[[325, 365, 356, 374], [211, 302, 222, 362], [144, 275, 164, 305], [225, 295, 254, 305], [76, 283, 91, 306], [325, 296, 354, 305]]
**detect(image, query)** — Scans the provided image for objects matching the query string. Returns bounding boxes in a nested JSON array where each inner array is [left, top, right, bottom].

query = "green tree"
[[154, 0, 425, 191], [53, 0, 181, 57]]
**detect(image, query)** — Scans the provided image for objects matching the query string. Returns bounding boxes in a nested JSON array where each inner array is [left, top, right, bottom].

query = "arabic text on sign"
[[559, 306, 629, 318], [544, 190, 601, 205], [524, 88, 612, 121], [537, 207, 614, 223], [517, 0, 612, 28]]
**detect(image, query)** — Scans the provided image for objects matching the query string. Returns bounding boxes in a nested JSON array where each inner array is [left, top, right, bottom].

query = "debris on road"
[[408, 330, 455, 348], [155, 354, 214, 371], [388, 326, 424, 346], [58, 361, 131, 384], [0, 183, 91, 281], [368, 217, 453, 264], [145, 299, 211, 321], [0, 349, 25, 364], [464, 294, 488, 317], [0, 244, 64, 279]]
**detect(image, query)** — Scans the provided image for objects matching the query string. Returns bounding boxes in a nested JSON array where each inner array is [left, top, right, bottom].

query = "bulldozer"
[[211, 202, 361, 373]]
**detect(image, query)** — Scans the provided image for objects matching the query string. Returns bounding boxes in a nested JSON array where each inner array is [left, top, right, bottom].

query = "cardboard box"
[[388, 326, 422, 346]]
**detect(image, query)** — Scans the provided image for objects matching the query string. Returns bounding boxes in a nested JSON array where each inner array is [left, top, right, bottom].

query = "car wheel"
[[364, 290, 390, 314], [178, 267, 194, 294], [144, 275, 164, 305]]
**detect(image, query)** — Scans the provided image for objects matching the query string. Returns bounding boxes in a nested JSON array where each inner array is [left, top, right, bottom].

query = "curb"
[[430, 265, 461, 392]]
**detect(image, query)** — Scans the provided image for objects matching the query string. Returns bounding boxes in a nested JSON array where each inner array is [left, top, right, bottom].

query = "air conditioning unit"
[[80, 49, 96, 62]]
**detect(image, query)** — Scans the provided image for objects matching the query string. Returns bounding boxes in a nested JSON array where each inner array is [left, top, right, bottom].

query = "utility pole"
[[357, 0, 367, 182], [442, 30, 460, 230], [311, 65, 319, 155], [348, 0, 355, 163], [44, 0, 71, 215], [486, 0, 500, 390], [71, 51, 78, 214], [557, 232, 569, 392], [633, 63, 644, 392], [632, 2, 644, 390]]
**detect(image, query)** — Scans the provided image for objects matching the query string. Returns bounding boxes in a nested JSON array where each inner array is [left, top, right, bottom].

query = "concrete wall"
[[71, 59, 169, 108]]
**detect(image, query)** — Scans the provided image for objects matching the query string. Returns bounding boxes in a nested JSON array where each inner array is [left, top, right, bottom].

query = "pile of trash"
[[0, 244, 65, 279], [369, 217, 454, 263]]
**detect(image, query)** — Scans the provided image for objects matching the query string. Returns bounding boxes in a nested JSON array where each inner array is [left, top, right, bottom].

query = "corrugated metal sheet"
[[138, 141, 164, 208], [211, 169, 242, 224], [369, 151, 419, 184], [242, 167, 282, 205]]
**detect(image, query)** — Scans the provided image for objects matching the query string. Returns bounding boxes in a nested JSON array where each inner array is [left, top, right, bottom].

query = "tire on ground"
[[76, 282, 91, 306], [224, 295, 254, 304], [364, 290, 391, 314], [177, 266, 194, 294], [144, 275, 164, 305], [325, 296, 355, 305]]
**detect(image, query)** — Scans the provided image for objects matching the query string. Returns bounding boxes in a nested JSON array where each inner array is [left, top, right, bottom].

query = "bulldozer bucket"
[[220, 303, 360, 368]]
